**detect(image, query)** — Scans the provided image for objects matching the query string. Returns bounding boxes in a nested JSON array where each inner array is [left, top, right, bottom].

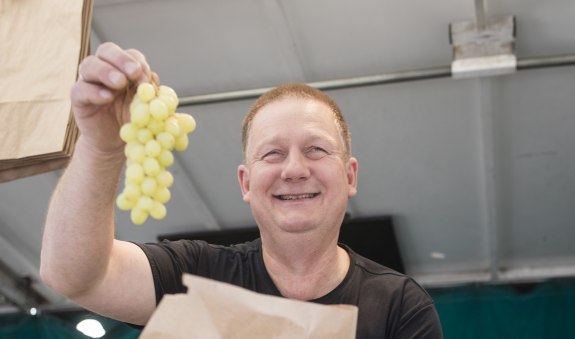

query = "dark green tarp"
[[430, 278, 575, 339]]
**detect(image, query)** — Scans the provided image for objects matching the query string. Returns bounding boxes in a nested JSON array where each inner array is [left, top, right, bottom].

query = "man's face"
[[237, 97, 358, 238]]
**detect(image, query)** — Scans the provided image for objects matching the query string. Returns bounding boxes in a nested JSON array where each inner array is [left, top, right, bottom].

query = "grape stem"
[[150, 72, 160, 92]]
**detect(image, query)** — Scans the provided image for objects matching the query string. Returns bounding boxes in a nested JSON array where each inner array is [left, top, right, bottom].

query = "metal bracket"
[[450, 15, 517, 78]]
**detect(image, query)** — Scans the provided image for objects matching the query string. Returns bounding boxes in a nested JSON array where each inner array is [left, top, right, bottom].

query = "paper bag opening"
[[140, 274, 358, 339]]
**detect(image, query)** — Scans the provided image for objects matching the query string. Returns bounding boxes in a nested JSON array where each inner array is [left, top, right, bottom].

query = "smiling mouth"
[[274, 193, 320, 201]]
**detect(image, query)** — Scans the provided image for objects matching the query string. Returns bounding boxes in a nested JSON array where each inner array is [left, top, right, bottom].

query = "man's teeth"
[[278, 193, 317, 200]]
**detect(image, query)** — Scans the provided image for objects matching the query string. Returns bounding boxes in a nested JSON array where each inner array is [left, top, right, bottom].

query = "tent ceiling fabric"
[[1, 0, 574, 311]]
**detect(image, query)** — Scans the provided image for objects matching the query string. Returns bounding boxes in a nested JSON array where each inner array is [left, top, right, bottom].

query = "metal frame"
[[178, 54, 575, 106]]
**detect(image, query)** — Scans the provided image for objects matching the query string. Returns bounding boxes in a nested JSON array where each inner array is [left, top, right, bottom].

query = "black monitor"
[[158, 215, 404, 273]]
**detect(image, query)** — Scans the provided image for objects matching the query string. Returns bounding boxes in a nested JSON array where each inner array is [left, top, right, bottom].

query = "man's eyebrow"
[[249, 129, 340, 152], [304, 132, 340, 147], [251, 135, 284, 150], [256, 134, 336, 149]]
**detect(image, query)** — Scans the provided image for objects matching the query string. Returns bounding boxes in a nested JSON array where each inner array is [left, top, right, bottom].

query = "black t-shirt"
[[136, 238, 443, 339]]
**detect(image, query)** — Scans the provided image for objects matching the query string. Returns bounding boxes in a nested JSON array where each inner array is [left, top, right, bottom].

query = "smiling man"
[[238, 87, 358, 301], [40, 43, 443, 338]]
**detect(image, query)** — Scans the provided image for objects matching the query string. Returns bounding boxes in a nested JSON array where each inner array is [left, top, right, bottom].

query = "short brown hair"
[[241, 83, 351, 158]]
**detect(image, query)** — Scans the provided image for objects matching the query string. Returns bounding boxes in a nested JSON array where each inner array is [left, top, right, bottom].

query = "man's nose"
[[280, 151, 310, 182]]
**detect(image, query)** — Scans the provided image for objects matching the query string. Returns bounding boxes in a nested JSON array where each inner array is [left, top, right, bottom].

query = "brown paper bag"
[[0, 0, 93, 182], [140, 274, 358, 339]]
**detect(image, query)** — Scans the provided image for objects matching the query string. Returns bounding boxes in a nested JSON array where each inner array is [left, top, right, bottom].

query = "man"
[[40, 42, 443, 338]]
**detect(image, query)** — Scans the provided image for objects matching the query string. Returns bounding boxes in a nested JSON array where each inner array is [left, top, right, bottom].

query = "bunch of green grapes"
[[116, 81, 196, 225]]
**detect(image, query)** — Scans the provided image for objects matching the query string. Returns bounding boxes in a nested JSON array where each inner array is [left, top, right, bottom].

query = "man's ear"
[[237, 164, 250, 203], [346, 157, 358, 198]]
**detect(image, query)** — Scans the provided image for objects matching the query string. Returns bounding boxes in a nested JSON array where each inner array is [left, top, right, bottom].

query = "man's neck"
[[261, 233, 350, 300]]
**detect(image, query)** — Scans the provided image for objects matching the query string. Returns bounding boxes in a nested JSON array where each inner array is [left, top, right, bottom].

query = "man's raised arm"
[[40, 42, 157, 325]]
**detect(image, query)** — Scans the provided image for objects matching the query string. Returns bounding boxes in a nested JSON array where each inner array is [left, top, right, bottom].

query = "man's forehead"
[[253, 98, 335, 124], [244, 96, 346, 157]]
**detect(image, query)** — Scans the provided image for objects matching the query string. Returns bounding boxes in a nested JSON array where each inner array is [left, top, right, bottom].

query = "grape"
[[116, 80, 197, 224], [164, 117, 181, 137], [136, 196, 154, 211], [145, 140, 162, 157], [159, 94, 178, 112], [147, 119, 164, 135], [125, 163, 144, 184], [116, 193, 134, 211], [154, 187, 171, 204], [130, 97, 143, 112], [119, 123, 138, 142], [159, 85, 176, 96], [131, 103, 151, 127], [174, 134, 189, 151], [126, 143, 145, 163], [137, 128, 154, 144], [141, 177, 158, 196], [150, 99, 168, 120], [157, 149, 174, 167], [156, 170, 174, 188], [175, 113, 196, 134], [143, 157, 161, 177], [123, 184, 141, 201], [150, 201, 167, 220], [131, 208, 148, 225], [137, 83, 155, 102], [156, 132, 175, 150]]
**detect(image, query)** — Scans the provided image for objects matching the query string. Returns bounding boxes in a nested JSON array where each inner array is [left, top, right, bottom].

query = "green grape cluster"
[[116, 82, 196, 225]]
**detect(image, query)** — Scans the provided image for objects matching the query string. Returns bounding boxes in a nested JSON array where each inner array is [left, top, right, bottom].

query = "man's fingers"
[[78, 55, 129, 90], [74, 43, 153, 108], [77, 42, 149, 90], [70, 80, 115, 109], [126, 48, 152, 84], [96, 42, 148, 83]]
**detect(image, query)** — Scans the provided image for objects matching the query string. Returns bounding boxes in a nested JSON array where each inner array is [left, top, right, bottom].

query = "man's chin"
[[275, 218, 318, 235]]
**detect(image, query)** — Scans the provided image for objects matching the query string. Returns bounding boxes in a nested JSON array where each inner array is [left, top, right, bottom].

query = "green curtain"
[[430, 278, 575, 339], [0, 312, 140, 339]]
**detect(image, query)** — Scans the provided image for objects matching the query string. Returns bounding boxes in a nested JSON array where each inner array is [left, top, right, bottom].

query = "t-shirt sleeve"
[[394, 278, 444, 339], [134, 239, 205, 305]]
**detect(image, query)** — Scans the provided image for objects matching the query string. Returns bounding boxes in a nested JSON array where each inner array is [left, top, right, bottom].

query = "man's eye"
[[306, 147, 328, 159], [309, 146, 326, 153], [261, 150, 284, 161]]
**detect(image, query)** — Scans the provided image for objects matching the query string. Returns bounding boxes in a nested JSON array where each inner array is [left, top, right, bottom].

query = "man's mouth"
[[274, 193, 320, 201]]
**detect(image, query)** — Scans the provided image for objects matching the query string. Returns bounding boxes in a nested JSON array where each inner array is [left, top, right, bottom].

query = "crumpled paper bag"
[[140, 274, 358, 339]]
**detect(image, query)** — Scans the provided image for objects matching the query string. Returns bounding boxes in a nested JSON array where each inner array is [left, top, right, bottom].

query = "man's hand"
[[71, 42, 151, 153]]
